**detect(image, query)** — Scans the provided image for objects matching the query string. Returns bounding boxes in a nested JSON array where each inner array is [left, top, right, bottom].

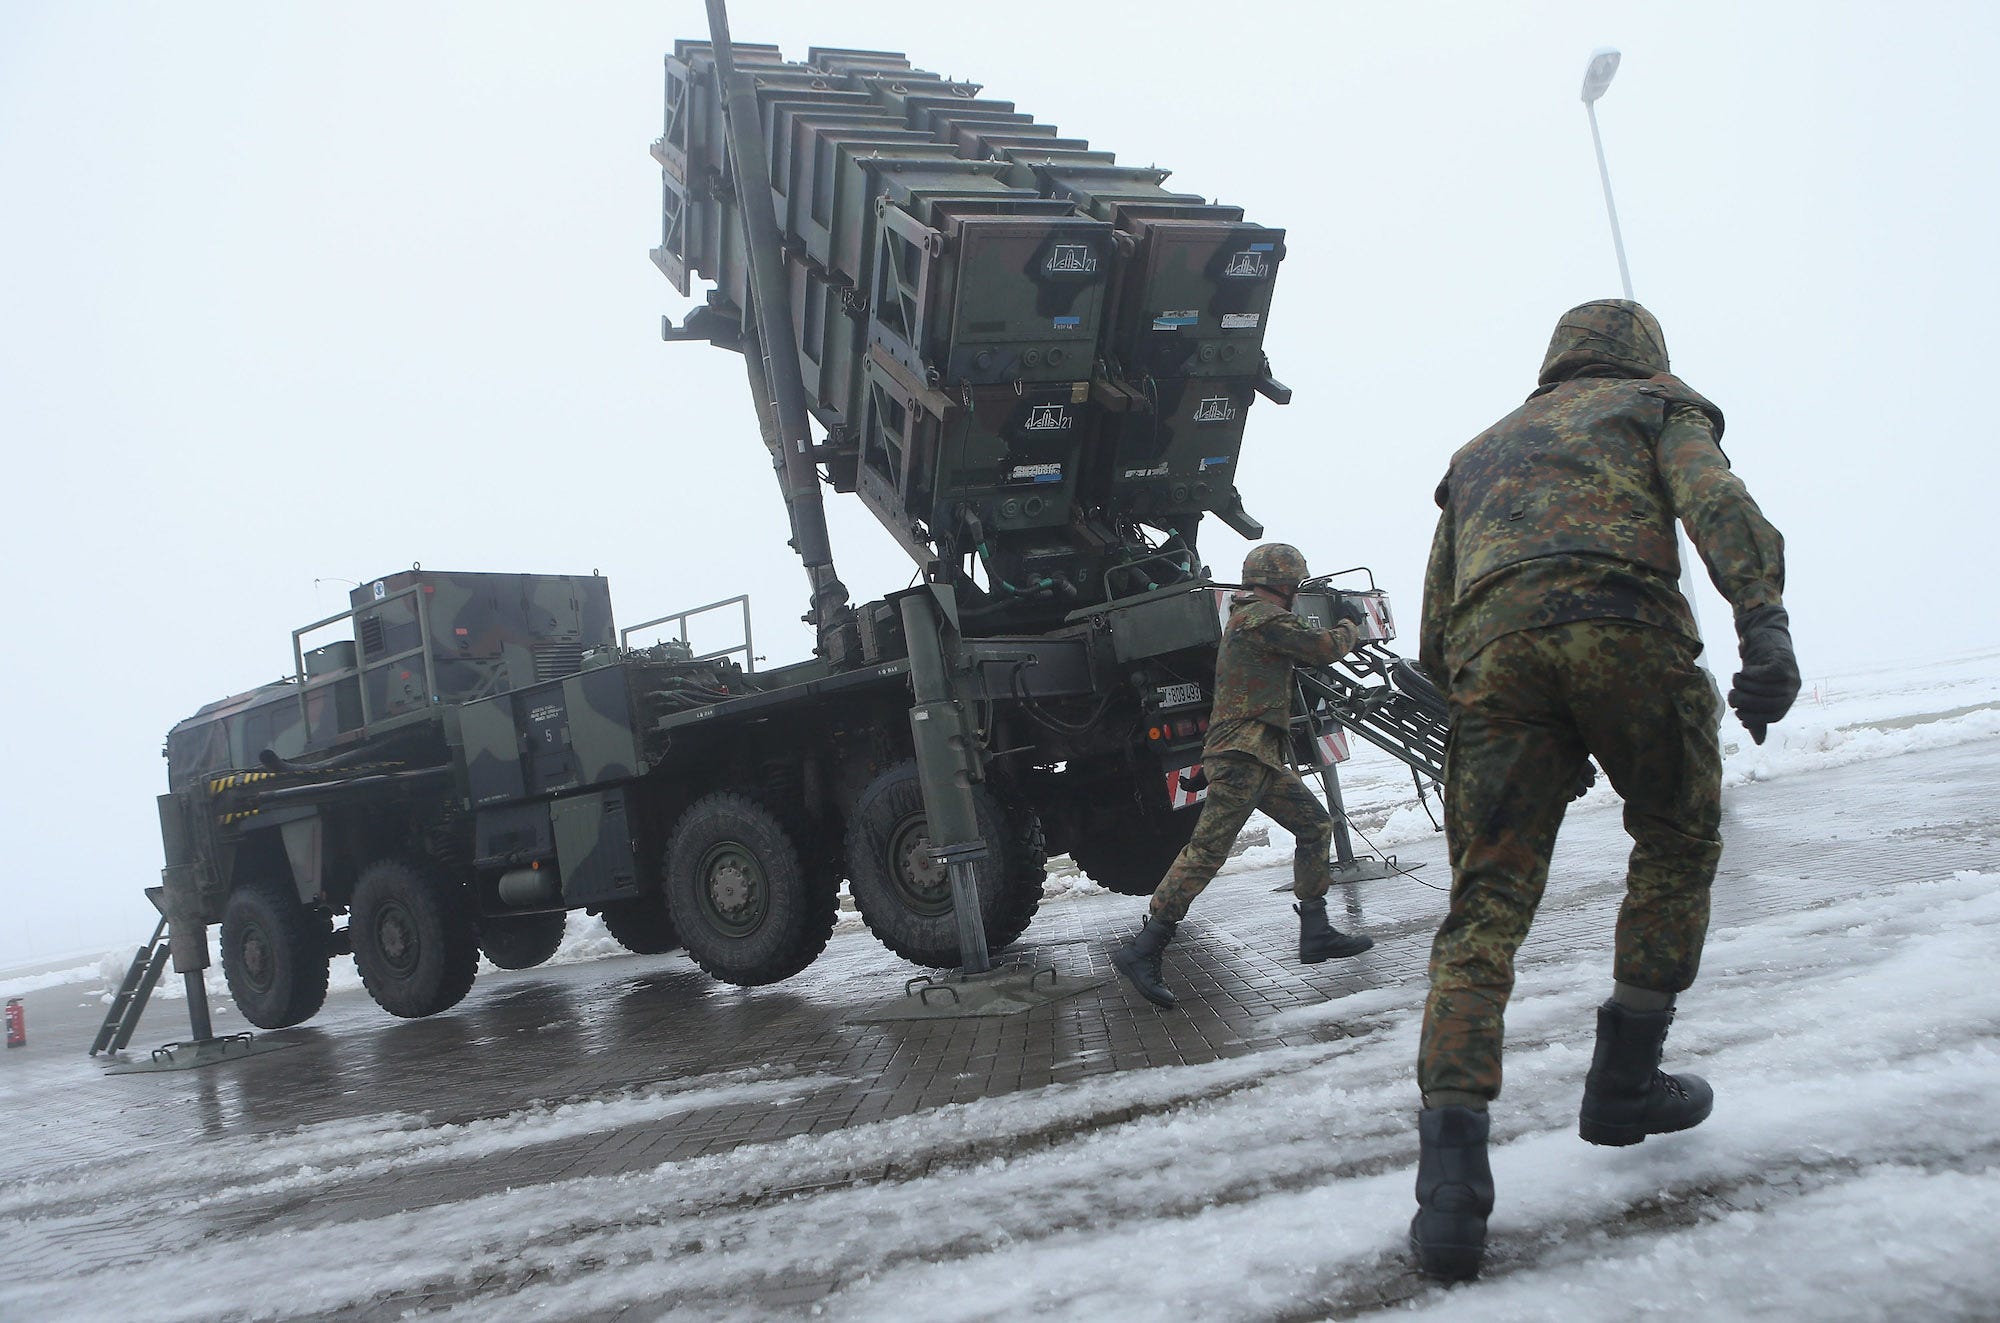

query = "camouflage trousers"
[[1148, 752, 1333, 923], [1418, 620, 1723, 1102]]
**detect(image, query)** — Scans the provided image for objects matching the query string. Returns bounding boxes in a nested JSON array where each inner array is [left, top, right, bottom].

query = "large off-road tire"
[[845, 761, 1046, 969], [664, 793, 837, 986], [991, 785, 1047, 947], [219, 877, 332, 1029], [478, 911, 566, 970], [1070, 801, 1199, 897], [350, 859, 479, 1018], [598, 891, 681, 955]]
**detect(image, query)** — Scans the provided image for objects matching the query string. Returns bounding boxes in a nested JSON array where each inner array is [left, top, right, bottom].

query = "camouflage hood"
[[1537, 299, 1670, 386]]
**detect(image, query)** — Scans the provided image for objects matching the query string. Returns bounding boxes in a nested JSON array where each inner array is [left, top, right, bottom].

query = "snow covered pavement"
[[1, 654, 1996, 1322]]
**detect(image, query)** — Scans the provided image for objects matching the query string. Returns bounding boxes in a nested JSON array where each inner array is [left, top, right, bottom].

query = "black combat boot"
[[1577, 999, 1714, 1146], [1409, 1105, 1494, 1282], [1296, 896, 1374, 963], [1112, 915, 1178, 1008]]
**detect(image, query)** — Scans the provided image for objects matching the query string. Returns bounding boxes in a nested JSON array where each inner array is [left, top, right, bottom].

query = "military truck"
[[160, 562, 1262, 1026], [145, 19, 1449, 1035]]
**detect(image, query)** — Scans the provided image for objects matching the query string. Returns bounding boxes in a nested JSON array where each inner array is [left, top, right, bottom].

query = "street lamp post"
[[1578, 48, 1716, 674], [1581, 48, 1634, 299]]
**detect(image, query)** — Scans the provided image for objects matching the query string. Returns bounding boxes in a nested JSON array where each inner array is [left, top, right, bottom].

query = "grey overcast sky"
[[2, 2, 1994, 963]]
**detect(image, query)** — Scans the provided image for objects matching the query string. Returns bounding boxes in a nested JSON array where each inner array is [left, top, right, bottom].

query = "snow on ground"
[[5, 863, 1996, 1321], [3, 646, 1995, 1320], [1240, 642, 2000, 864], [0, 1066, 844, 1223], [0, 964, 106, 1000]]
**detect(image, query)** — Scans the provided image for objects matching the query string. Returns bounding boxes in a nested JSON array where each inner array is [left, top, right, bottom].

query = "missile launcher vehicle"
[[125, 13, 1448, 1044]]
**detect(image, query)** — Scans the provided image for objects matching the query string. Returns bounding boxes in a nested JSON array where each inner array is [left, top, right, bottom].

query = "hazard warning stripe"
[[207, 771, 280, 794], [1164, 764, 1208, 809]]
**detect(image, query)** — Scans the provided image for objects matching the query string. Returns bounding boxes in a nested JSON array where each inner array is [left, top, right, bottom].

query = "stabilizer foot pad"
[[1270, 856, 1420, 891], [849, 964, 1107, 1022], [101, 1032, 299, 1075]]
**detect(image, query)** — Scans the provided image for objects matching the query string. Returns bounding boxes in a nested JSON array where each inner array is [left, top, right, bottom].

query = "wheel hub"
[[375, 903, 418, 974], [710, 858, 752, 916], [898, 833, 945, 891], [891, 821, 952, 912], [699, 842, 767, 936], [240, 928, 273, 989]]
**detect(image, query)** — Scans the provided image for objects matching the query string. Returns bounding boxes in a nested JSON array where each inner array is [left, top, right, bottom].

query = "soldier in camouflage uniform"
[[1113, 543, 1375, 1009], [1407, 301, 1800, 1281]]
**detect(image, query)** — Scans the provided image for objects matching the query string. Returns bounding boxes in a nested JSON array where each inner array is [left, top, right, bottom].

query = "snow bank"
[[1721, 702, 2000, 788], [0, 964, 105, 1000]]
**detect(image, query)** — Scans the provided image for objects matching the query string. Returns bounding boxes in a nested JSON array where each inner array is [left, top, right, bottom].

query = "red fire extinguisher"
[[4, 998, 23, 1049]]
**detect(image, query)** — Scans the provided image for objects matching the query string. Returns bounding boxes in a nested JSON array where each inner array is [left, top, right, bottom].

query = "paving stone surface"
[[1, 738, 1995, 1319]]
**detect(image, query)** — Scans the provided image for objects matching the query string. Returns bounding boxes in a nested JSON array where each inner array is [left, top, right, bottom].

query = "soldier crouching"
[[1112, 543, 1376, 1009]]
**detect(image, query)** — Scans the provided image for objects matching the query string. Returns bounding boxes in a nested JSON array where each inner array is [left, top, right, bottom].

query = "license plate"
[[1157, 682, 1203, 709]]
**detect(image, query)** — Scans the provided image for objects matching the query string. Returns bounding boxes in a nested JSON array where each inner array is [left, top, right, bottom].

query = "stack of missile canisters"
[[653, 41, 1286, 606]]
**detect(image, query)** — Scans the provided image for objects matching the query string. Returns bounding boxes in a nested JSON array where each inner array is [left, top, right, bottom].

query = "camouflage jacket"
[[1206, 594, 1360, 766], [1420, 372, 1786, 689]]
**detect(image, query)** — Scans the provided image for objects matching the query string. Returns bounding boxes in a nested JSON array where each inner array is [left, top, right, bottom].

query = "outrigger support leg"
[[100, 795, 295, 1074], [850, 585, 1105, 1023], [1317, 750, 1403, 885], [1273, 681, 1417, 892]]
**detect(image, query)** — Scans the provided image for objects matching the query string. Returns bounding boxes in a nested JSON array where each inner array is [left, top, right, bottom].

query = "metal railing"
[[620, 594, 756, 672], [290, 583, 439, 733]]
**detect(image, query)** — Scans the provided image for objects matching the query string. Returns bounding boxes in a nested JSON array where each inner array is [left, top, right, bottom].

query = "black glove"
[[1331, 595, 1367, 630], [1568, 759, 1598, 801], [1730, 604, 1800, 745]]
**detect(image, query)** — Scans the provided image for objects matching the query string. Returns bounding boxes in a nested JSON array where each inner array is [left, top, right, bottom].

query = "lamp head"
[[1581, 48, 1622, 104]]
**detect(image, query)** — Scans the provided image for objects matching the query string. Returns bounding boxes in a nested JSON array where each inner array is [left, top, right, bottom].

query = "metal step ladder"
[[1282, 643, 1452, 884], [1297, 641, 1450, 784], [89, 912, 170, 1057]]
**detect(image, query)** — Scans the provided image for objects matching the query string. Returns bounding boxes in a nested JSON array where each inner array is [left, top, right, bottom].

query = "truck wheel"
[[989, 783, 1046, 949], [664, 793, 836, 986], [1070, 805, 1198, 896], [599, 892, 680, 955], [478, 911, 566, 970], [845, 761, 1046, 969], [219, 878, 332, 1029], [351, 859, 479, 1018]]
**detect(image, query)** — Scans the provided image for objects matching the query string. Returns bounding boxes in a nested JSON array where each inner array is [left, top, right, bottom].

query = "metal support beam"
[[155, 794, 219, 1044], [897, 587, 992, 975], [741, 341, 853, 646], [705, 0, 836, 575], [1312, 755, 1402, 884]]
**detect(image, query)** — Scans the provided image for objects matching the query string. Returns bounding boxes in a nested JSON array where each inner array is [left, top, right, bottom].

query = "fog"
[[1, 0, 1992, 963]]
